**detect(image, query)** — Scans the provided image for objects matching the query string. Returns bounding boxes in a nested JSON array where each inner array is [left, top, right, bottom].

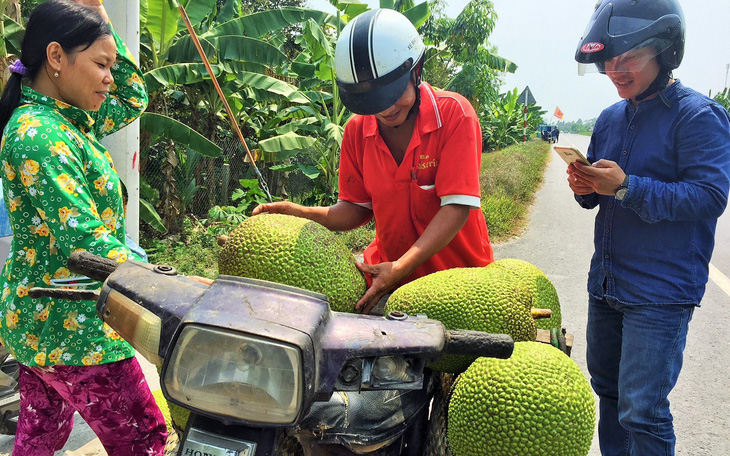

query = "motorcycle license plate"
[[181, 427, 257, 456]]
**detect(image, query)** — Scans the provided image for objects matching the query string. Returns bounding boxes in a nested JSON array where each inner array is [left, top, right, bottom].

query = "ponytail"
[[0, 0, 111, 134], [0, 73, 24, 133]]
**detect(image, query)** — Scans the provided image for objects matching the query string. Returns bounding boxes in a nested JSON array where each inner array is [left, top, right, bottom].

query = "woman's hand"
[[354, 260, 410, 315], [71, 0, 110, 23]]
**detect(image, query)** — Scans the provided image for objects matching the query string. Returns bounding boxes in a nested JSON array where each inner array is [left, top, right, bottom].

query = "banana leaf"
[[231, 72, 311, 104], [167, 35, 286, 67], [2, 15, 23, 56], [259, 131, 317, 160], [145, 0, 181, 51], [202, 7, 344, 39], [140, 198, 167, 233], [402, 2, 430, 28], [144, 63, 225, 94], [140, 112, 222, 158]]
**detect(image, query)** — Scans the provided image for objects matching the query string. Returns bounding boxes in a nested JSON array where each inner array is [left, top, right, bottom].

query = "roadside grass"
[[143, 140, 550, 273], [481, 139, 551, 242]]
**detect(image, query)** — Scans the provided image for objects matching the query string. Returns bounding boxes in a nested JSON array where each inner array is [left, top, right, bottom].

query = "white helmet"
[[335, 9, 425, 115]]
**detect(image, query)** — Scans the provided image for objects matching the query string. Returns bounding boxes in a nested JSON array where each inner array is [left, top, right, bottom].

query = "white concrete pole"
[[103, 1, 141, 242]]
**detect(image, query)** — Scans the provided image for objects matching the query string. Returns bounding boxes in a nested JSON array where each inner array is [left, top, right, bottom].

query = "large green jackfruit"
[[447, 342, 595, 456], [487, 258, 562, 331], [384, 267, 537, 373], [218, 213, 366, 313]]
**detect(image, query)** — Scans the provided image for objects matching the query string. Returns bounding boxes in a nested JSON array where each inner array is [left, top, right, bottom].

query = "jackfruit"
[[447, 341, 595, 456], [384, 267, 537, 373], [154, 368, 190, 433], [218, 213, 366, 313], [487, 258, 562, 331]]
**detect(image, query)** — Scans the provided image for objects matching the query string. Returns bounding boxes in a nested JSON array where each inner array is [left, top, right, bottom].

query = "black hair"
[[0, 0, 112, 133]]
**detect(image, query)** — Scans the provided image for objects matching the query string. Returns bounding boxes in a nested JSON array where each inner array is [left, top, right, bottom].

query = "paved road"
[[493, 133, 730, 456], [1, 133, 729, 454]]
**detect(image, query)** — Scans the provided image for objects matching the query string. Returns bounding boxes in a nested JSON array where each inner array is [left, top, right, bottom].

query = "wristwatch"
[[615, 175, 630, 201]]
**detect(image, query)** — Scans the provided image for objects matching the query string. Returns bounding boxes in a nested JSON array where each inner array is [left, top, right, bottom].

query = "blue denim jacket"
[[576, 81, 730, 305]]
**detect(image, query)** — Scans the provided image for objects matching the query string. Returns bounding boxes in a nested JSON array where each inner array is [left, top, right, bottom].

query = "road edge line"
[[709, 263, 730, 297]]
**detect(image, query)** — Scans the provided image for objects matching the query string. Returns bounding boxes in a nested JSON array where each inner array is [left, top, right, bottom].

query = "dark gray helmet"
[[575, 0, 685, 73]]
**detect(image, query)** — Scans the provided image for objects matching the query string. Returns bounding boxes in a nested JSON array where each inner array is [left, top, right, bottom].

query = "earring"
[[54, 72, 59, 78]]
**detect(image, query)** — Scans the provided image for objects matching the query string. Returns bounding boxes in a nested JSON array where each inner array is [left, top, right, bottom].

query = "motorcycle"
[[0, 345, 19, 436], [31, 252, 514, 456]]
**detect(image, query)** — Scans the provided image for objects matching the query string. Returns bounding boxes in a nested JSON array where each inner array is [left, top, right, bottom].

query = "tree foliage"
[[555, 118, 597, 135], [714, 88, 730, 113], [420, 0, 516, 111]]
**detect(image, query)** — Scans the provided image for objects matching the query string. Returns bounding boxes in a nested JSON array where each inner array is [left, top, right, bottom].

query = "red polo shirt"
[[338, 83, 493, 284]]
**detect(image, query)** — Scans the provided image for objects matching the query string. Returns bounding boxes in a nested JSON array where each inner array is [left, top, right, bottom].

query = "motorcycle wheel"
[[423, 373, 456, 456], [0, 350, 19, 435], [275, 432, 305, 456]]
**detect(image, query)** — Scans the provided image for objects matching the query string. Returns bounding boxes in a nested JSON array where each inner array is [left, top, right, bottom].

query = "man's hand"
[[567, 163, 595, 195], [252, 201, 304, 217], [187, 275, 213, 285], [354, 261, 410, 315], [569, 160, 626, 196]]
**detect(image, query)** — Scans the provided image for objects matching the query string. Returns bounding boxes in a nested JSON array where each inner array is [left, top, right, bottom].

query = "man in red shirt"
[[253, 9, 493, 313]]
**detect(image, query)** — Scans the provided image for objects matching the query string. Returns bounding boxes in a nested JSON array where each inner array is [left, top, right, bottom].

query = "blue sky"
[[306, 0, 730, 122]]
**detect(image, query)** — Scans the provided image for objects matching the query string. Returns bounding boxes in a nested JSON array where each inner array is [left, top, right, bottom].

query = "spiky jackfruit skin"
[[447, 342, 595, 456], [384, 267, 537, 373], [487, 258, 562, 331], [154, 367, 190, 433], [218, 214, 366, 313]]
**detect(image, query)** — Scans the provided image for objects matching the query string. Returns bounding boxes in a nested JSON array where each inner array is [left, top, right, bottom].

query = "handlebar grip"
[[444, 330, 514, 359], [68, 251, 120, 282]]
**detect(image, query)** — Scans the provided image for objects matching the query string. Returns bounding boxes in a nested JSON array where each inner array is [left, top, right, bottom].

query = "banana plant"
[[481, 88, 528, 151], [0, 0, 22, 91], [139, 1, 349, 229]]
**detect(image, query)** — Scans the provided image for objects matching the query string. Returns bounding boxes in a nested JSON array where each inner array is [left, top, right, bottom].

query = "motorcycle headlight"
[[163, 324, 303, 424]]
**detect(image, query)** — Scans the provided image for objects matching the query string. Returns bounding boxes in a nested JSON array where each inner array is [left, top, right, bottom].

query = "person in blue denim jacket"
[[569, 0, 730, 454]]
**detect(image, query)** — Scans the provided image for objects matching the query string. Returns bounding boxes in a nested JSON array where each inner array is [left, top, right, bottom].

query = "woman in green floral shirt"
[[0, 1, 167, 454]]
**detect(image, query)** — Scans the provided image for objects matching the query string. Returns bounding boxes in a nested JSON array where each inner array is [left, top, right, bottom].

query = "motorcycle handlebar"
[[68, 251, 120, 282], [444, 330, 514, 359], [64, 252, 516, 362]]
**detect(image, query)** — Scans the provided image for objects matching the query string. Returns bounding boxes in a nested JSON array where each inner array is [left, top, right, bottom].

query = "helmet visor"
[[578, 38, 673, 75], [337, 64, 413, 116]]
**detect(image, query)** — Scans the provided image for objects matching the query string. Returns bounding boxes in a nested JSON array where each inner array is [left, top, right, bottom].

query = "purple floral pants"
[[13, 357, 168, 456]]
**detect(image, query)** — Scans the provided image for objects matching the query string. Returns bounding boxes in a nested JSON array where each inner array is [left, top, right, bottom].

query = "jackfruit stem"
[[531, 308, 552, 320], [218, 235, 229, 247]]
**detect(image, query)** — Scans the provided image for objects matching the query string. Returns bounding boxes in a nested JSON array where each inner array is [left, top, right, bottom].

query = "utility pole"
[[725, 63, 729, 89], [103, 2, 141, 242]]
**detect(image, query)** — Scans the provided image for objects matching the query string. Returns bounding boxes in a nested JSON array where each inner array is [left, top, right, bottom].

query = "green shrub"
[[142, 218, 220, 279], [480, 140, 550, 241]]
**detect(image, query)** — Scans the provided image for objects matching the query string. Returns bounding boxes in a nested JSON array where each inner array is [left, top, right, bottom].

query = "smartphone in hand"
[[554, 145, 591, 166]]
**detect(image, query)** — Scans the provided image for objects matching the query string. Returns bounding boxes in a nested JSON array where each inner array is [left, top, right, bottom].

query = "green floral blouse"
[[0, 27, 148, 367]]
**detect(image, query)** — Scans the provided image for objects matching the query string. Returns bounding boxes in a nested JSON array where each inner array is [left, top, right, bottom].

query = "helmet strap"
[[634, 68, 672, 103]]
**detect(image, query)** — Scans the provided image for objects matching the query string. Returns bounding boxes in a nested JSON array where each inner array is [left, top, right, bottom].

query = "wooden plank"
[[536, 329, 574, 357]]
